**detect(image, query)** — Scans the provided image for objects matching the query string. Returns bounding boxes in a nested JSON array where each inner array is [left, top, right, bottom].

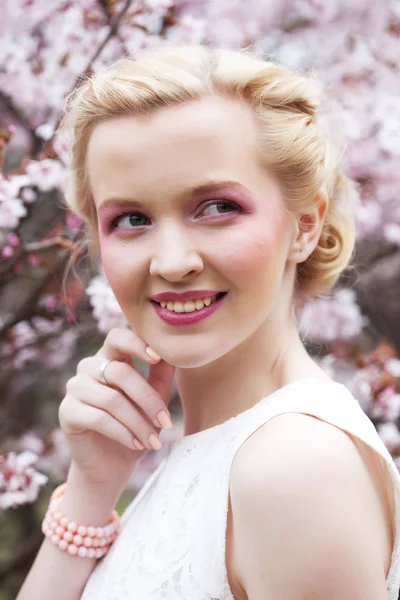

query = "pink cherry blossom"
[[26, 159, 67, 193], [0, 175, 29, 230], [19, 430, 46, 456], [376, 385, 400, 422], [384, 224, 400, 246], [385, 359, 400, 378], [86, 274, 129, 333], [0, 451, 48, 510], [8, 232, 20, 246], [38, 294, 61, 310], [298, 288, 369, 343], [65, 212, 83, 231], [43, 329, 78, 367], [377, 423, 400, 454], [27, 252, 42, 267], [0, 197, 27, 230], [1, 245, 14, 258]]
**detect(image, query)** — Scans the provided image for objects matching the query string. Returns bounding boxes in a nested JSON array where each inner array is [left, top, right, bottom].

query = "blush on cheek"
[[98, 238, 144, 306], [222, 225, 278, 278], [98, 239, 121, 285], [233, 241, 273, 278]]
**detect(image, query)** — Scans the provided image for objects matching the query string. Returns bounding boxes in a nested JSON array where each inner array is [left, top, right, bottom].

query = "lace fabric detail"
[[81, 438, 235, 599], [81, 379, 400, 600]]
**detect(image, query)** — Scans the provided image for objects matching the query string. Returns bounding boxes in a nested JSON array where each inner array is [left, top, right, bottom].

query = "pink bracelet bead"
[[83, 536, 93, 547], [63, 530, 73, 542], [73, 534, 83, 545], [67, 521, 78, 533], [77, 525, 87, 536], [67, 544, 78, 555], [58, 539, 68, 551], [42, 483, 120, 560], [48, 501, 119, 537]]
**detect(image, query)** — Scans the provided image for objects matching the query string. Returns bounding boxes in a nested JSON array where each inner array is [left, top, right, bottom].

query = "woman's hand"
[[58, 327, 175, 498]]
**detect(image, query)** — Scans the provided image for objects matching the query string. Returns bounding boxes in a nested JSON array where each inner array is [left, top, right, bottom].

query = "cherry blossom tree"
[[1, 1, 400, 595]]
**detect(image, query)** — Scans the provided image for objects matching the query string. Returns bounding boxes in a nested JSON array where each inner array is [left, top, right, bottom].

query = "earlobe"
[[288, 241, 308, 264]]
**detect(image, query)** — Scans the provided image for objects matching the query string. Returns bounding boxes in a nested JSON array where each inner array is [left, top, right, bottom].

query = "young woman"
[[18, 45, 400, 600]]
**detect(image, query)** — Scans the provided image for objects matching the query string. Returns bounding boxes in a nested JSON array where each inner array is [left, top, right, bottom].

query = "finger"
[[96, 327, 161, 365], [68, 377, 162, 450], [85, 358, 169, 430], [59, 395, 140, 451], [147, 360, 176, 408]]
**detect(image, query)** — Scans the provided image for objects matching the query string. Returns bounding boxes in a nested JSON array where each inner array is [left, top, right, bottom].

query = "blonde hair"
[[61, 44, 356, 300]]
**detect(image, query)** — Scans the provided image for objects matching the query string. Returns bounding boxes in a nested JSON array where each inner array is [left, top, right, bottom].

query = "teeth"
[[182, 301, 196, 312], [160, 295, 218, 313], [195, 299, 204, 310]]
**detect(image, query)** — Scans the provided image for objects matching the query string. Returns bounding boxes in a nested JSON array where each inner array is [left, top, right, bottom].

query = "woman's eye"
[[109, 201, 239, 232], [199, 200, 239, 217], [111, 212, 150, 229]]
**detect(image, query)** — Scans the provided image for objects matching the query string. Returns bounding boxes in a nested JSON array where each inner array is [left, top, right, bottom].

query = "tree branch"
[[51, 0, 134, 138], [0, 92, 43, 154]]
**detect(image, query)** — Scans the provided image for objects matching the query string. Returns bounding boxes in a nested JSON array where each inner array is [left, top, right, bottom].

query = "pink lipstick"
[[151, 292, 227, 326], [151, 290, 224, 302]]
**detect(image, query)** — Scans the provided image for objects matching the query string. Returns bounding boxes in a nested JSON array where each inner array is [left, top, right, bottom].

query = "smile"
[[151, 292, 227, 326]]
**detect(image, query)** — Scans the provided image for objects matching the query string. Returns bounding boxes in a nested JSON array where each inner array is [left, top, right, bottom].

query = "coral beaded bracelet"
[[41, 483, 121, 559]]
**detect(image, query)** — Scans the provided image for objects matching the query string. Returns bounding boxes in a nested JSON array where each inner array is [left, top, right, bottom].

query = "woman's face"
[[87, 94, 297, 368]]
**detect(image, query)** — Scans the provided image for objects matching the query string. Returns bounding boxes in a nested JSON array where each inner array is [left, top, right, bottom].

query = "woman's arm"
[[16, 462, 127, 600], [229, 413, 390, 599]]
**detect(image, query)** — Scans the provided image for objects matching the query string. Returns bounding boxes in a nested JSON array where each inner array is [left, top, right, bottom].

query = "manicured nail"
[[145, 347, 161, 361], [149, 433, 162, 450], [157, 410, 172, 429], [133, 438, 145, 450]]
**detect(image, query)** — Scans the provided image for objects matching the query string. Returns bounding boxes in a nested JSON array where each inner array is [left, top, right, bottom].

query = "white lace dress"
[[80, 378, 400, 599]]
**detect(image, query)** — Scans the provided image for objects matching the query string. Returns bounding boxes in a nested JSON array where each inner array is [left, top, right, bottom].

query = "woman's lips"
[[151, 293, 227, 326], [151, 290, 225, 302]]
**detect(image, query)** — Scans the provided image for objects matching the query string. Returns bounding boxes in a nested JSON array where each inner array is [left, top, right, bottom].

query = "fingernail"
[[149, 433, 162, 450], [133, 438, 145, 450], [145, 347, 161, 361], [157, 410, 172, 429]]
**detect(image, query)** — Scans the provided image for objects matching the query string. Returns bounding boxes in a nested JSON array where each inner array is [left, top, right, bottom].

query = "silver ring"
[[99, 358, 114, 386]]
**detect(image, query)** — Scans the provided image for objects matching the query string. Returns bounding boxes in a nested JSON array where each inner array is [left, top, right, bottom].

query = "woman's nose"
[[149, 227, 204, 282]]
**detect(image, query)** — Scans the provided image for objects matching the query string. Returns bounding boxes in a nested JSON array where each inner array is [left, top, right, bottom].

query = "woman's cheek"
[[99, 238, 115, 277], [220, 227, 278, 280], [98, 239, 129, 293]]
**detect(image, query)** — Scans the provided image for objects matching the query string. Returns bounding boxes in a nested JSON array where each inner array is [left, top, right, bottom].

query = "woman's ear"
[[288, 193, 328, 264]]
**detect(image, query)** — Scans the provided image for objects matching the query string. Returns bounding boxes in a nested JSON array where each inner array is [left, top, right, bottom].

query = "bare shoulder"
[[231, 412, 372, 500], [233, 411, 358, 470], [229, 412, 392, 599], [232, 411, 390, 492]]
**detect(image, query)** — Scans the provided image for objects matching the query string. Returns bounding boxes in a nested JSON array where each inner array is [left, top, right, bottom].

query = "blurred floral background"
[[1, 0, 400, 597]]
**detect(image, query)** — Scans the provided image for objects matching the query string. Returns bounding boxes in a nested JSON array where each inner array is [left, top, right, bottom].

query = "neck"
[[174, 309, 327, 437]]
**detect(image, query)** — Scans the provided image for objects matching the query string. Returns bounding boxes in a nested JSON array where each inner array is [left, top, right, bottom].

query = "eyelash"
[[108, 200, 242, 232]]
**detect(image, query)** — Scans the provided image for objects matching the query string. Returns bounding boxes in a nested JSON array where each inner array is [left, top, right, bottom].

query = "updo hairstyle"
[[61, 44, 356, 301]]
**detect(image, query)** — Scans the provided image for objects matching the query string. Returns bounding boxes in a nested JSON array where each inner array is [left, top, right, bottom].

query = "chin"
[[160, 352, 216, 370], [155, 343, 230, 369]]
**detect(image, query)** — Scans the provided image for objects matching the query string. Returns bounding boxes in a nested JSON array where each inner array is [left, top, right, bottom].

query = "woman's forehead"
[[86, 97, 262, 203], [87, 95, 257, 163]]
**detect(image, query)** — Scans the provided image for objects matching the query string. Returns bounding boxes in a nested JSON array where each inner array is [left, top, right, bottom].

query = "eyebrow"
[[97, 180, 249, 213]]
